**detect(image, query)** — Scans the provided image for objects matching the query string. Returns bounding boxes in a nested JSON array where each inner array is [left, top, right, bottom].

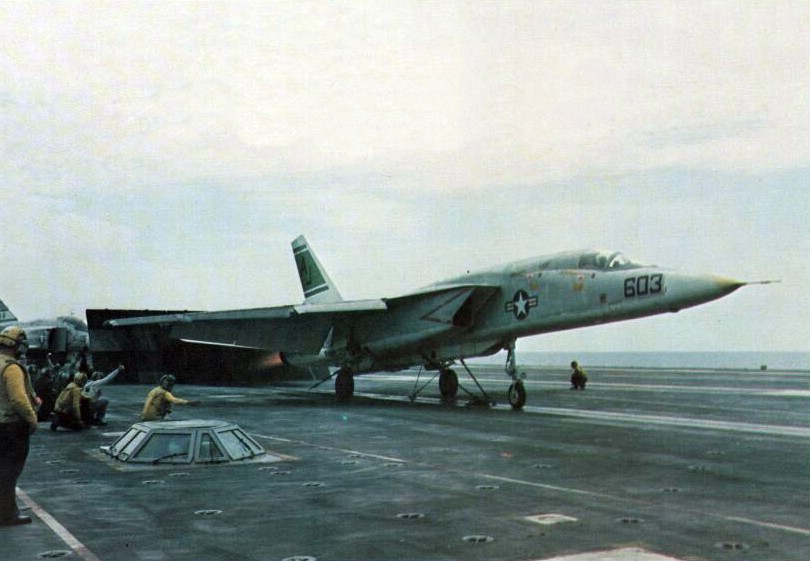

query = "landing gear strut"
[[505, 340, 526, 409], [408, 362, 493, 406]]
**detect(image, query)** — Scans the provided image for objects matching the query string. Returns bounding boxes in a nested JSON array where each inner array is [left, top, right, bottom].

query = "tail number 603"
[[624, 274, 663, 298]]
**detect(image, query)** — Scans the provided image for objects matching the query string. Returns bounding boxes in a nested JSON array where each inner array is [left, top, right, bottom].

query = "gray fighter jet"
[[96, 235, 753, 409], [0, 298, 90, 364]]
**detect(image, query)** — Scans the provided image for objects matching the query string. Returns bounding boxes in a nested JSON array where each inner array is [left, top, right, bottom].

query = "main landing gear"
[[439, 368, 458, 398], [335, 368, 355, 402], [409, 361, 495, 407], [326, 342, 528, 409], [409, 367, 461, 402], [505, 340, 526, 410]]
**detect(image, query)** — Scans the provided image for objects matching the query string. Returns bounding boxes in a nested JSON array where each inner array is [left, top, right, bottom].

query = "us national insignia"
[[505, 290, 538, 320]]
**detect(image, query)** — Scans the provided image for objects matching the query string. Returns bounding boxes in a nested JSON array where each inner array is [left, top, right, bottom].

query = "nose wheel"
[[507, 381, 526, 409]]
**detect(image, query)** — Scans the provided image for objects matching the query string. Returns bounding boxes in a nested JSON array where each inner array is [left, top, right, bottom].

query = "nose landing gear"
[[505, 340, 526, 409]]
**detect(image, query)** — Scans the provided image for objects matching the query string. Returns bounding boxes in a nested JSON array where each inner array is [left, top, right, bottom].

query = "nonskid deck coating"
[[4, 365, 810, 561]]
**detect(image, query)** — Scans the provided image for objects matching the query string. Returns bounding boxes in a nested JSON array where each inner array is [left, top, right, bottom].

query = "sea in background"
[[472, 351, 810, 372]]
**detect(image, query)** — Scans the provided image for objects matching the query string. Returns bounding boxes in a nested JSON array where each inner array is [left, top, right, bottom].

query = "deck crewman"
[[570, 360, 588, 390], [0, 326, 37, 526], [142, 375, 200, 421]]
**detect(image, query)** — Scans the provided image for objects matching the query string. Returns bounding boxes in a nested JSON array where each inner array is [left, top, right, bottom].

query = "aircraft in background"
[[0, 298, 90, 364], [90, 235, 755, 409]]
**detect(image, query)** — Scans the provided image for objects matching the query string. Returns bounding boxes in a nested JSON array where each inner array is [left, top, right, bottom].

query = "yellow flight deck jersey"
[[142, 387, 190, 421], [0, 358, 37, 428], [54, 382, 85, 422]]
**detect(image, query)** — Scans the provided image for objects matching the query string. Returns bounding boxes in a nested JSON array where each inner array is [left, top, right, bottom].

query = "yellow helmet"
[[74, 372, 88, 385], [0, 326, 27, 349]]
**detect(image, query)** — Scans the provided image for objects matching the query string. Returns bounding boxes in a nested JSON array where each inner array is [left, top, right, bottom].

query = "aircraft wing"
[[90, 284, 499, 367], [387, 284, 500, 327], [103, 299, 389, 328], [95, 301, 387, 352]]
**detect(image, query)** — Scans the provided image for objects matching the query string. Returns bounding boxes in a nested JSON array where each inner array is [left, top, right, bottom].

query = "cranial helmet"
[[0, 326, 27, 349], [159, 374, 176, 390], [74, 371, 88, 385], [91, 371, 104, 381]]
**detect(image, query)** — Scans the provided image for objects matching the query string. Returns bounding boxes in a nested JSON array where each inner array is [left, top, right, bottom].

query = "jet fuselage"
[[348, 250, 743, 371]]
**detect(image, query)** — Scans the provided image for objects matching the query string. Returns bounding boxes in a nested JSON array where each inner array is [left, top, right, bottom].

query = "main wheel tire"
[[439, 369, 459, 398], [335, 371, 355, 401], [507, 382, 526, 409]]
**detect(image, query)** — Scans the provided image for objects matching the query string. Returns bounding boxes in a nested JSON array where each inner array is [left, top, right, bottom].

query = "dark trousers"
[[52, 410, 83, 431], [80, 398, 108, 425], [0, 421, 30, 522], [570, 373, 587, 390]]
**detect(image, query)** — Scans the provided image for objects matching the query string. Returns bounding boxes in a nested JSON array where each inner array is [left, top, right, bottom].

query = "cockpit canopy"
[[422, 248, 649, 290], [576, 250, 645, 271]]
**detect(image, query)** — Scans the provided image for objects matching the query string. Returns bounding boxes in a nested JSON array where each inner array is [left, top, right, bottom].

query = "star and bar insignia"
[[505, 290, 538, 320]]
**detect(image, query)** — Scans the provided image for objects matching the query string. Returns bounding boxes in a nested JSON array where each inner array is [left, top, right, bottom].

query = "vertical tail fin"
[[291, 235, 343, 304], [0, 298, 18, 323]]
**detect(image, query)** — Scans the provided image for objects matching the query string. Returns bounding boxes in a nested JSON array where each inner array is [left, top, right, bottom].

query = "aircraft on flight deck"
[[96, 235, 755, 409], [0, 298, 90, 363]]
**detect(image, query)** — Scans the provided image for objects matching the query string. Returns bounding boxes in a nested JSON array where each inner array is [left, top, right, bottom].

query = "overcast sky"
[[1, 1, 807, 353]]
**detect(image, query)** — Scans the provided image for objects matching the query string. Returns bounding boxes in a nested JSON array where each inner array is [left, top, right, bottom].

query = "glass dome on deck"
[[100, 420, 266, 464]]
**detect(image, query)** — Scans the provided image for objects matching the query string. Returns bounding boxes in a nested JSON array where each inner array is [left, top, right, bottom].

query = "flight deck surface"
[[5, 364, 809, 561]]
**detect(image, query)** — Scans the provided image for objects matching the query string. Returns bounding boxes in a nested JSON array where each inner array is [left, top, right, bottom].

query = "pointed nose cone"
[[667, 274, 746, 312], [709, 275, 747, 297]]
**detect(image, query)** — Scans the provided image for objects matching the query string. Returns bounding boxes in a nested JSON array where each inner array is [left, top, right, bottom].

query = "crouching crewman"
[[52, 372, 88, 431]]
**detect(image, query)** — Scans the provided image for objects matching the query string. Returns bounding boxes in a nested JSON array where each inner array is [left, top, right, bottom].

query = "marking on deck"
[[525, 513, 578, 525], [16, 487, 102, 561], [254, 433, 408, 464], [523, 407, 810, 438], [724, 516, 810, 537], [537, 547, 683, 561]]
